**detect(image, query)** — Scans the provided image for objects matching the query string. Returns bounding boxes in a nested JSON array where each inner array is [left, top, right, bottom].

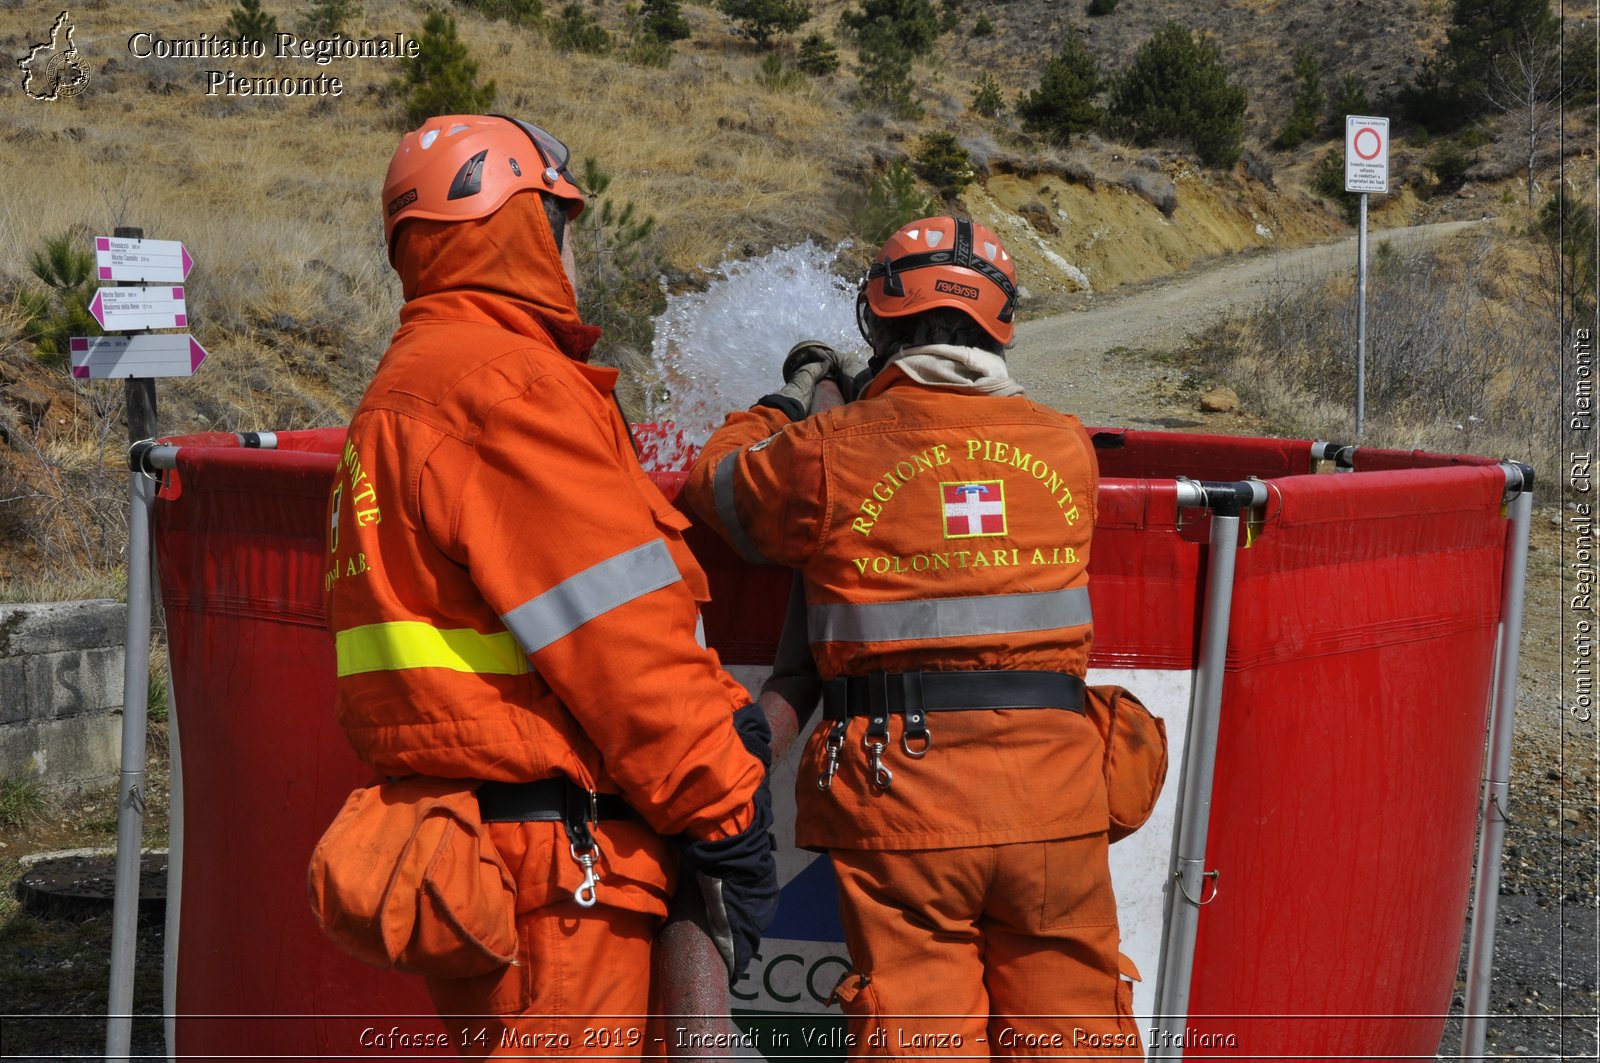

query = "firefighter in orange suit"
[[684, 217, 1140, 1055], [325, 115, 778, 1055]]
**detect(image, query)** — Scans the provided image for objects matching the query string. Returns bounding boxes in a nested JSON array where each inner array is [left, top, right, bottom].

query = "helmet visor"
[[492, 114, 577, 191]]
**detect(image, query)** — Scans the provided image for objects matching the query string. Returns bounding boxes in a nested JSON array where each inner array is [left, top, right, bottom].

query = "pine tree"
[[1326, 73, 1371, 134], [1016, 33, 1103, 143], [397, 12, 497, 126], [551, 2, 613, 54], [226, 0, 280, 43], [640, 0, 691, 42], [912, 131, 974, 197], [1404, 0, 1560, 130], [719, 0, 812, 48], [797, 32, 840, 75], [970, 71, 1004, 116], [841, 0, 939, 114], [300, 0, 360, 37], [1276, 45, 1323, 148], [1107, 21, 1248, 169]]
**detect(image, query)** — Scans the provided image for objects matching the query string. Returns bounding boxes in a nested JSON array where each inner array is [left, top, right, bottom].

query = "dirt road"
[[1007, 218, 1488, 428], [1007, 216, 1597, 1060]]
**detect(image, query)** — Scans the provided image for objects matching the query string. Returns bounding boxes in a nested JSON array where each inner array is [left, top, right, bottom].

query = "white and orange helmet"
[[381, 114, 585, 263], [857, 216, 1019, 347]]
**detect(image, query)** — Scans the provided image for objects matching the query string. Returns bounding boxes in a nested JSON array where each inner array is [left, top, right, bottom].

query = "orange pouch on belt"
[[1085, 686, 1169, 843], [306, 777, 518, 977]]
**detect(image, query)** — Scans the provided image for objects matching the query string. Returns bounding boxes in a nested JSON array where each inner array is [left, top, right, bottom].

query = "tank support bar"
[[1461, 463, 1536, 1058], [1152, 479, 1266, 1059], [106, 437, 278, 1063]]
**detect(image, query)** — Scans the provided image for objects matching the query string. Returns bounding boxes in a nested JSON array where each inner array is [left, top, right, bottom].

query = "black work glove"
[[677, 703, 780, 989]]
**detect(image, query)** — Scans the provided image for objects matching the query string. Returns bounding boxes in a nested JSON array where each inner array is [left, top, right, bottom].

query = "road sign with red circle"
[[1345, 115, 1390, 193]]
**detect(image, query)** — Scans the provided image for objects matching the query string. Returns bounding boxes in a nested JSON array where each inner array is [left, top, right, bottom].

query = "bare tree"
[[1483, 29, 1564, 210]]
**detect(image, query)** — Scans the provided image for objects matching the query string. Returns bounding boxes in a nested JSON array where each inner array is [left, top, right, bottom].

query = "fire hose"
[[651, 379, 841, 1055]]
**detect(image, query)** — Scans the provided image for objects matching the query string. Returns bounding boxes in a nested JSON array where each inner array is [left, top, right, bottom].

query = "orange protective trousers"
[[425, 899, 655, 1059], [826, 833, 1142, 1059]]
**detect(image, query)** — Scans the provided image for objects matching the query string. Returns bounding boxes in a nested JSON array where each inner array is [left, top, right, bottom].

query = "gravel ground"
[[1008, 229, 1599, 1061]]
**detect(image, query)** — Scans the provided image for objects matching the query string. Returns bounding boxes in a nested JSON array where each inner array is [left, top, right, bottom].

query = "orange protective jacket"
[[326, 194, 762, 917], [684, 360, 1108, 851]]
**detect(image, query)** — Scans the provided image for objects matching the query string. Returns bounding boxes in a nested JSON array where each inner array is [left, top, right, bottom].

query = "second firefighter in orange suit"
[[685, 216, 1141, 1056]]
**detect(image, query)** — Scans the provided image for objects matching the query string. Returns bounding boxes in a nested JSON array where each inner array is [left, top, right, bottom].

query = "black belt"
[[476, 778, 640, 825], [822, 669, 1087, 722]]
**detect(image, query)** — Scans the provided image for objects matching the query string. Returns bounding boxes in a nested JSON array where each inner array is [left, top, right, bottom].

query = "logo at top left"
[[18, 10, 90, 101]]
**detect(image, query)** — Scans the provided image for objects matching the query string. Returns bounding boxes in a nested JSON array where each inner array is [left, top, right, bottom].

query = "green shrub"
[[971, 12, 993, 36], [850, 160, 936, 245], [1106, 21, 1247, 168], [756, 52, 805, 90], [639, 0, 691, 42], [719, 0, 812, 47], [842, 0, 938, 116], [225, 0, 279, 43], [1538, 185, 1599, 323], [16, 232, 102, 366], [457, 0, 543, 24], [0, 777, 46, 828], [1325, 72, 1371, 134], [1310, 147, 1359, 224], [1016, 33, 1103, 143], [796, 32, 840, 75], [1564, 20, 1598, 107], [1276, 45, 1323, 148], [938, 0, 962, 33], [396, 12, 496, 126], [1087, 0, 1118, 14], [971, 71, 1004, 116], [571, 159, 665, 362], [300, 0, 361, 36], [626, 37, 674, 66], [1427, 138, 1472, 190], [552, 2, 613, 53], [912, 131, 974, 197]]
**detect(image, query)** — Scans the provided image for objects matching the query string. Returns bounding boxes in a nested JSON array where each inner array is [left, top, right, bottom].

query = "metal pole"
[[1461, 464, 1535, 1058], [107, 223, 158, 1063], [1356, 194, 1369, 441], [105, 459, 156, 1062], [1152, 481, 1263, 1058], [116, 226, 158, 446]]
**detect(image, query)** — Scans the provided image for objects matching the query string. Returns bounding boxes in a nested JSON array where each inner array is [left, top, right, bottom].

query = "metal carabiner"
[[570, 840, 602, 908], [863, 736, 893, 790], [817, 721, 847, 792]]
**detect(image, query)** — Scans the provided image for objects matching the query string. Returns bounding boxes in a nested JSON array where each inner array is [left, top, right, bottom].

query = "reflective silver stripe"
[[694, 614, 707, 648], [807, 585, 1092, 644], [713, 449, 771, 565], [502, 539, 682, 654]]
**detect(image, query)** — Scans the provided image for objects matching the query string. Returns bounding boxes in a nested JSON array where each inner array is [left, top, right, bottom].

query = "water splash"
[[640, 241, 867, 471]]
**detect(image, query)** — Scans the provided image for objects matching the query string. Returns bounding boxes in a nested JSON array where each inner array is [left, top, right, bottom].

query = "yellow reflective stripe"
[[335, 621, 530, 677]]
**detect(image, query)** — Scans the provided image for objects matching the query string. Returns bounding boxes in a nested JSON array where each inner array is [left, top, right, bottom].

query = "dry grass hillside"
[[0, 0, 1593, 586]]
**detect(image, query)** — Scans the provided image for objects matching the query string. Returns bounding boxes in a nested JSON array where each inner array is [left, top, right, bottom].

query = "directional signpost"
[[70, 333, 208, 380], [1345, 115, 1390, 439], [88, 286, 188, 333], [94, 235, 194, 284], [85, 227, 203, 1063]]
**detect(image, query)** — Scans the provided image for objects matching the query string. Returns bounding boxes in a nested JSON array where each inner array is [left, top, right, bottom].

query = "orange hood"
[[391, 191, 601, 361]]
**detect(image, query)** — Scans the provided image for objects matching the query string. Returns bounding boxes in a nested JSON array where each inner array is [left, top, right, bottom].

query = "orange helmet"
[[381, 114, 585, 262], [857, 216, 1018, 347]]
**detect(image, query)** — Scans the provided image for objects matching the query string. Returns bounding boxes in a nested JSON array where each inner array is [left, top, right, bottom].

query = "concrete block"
[[0, 600, 124, 656], [0, 600, 127, 795], [0, 712, 121, 797]]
